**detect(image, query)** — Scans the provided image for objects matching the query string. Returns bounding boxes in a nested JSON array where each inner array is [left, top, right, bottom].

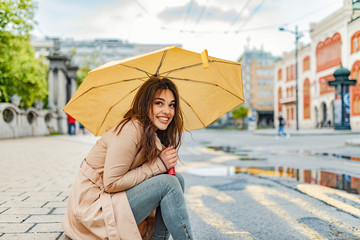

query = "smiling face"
[[149, 89, 176, 130]]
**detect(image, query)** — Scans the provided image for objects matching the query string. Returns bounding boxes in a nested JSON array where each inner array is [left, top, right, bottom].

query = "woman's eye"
[[169, 104, 176, 108], [155, 101, 163, 105]]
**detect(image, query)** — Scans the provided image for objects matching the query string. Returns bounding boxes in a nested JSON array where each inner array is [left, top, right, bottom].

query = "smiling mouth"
[[157, 117, 170, 123]]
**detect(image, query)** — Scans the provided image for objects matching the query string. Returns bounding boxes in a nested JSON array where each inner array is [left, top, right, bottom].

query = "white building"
[[274, 0, 360, 130], [31, 37, 180, 68]]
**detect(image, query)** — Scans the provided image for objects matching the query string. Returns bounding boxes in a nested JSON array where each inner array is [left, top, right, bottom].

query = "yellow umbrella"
[[63, 46, 244, 136]]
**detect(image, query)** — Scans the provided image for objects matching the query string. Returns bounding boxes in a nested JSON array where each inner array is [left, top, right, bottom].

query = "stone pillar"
[[47, 55, 69, 134], [67, 66, 79, 101]]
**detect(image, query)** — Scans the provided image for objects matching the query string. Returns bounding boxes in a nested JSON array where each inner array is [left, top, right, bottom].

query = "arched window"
[[278, 69, 282, 81], [278, 87, 282, 113], [351, 31, 360, 53], [319, 74, 335, 95], [351, 61, 360, 116], [316, 32, 342, 72], [303, 56, 310, 72], [303, 78, 311, 119]]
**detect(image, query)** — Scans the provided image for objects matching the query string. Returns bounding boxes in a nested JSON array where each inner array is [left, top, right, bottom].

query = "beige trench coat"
[[62, 120, 167, 240]]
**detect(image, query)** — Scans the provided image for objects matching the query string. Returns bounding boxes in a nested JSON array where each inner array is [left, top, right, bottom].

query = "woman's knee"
[[155, 174, 183, 194], [175, 173, 184, 192]]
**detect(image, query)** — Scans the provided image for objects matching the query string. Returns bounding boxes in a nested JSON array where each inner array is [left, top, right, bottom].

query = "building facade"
[[274, 0, 360, 130], [240, 45, 277, 127], [31, 37, 180, 68]]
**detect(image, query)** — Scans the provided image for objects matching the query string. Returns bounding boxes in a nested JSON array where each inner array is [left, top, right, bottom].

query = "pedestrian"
[[277, 114, 289, 138], [79, 123, 86, 134], [62, 76, 193, 240], [67, 114, 76, 136]]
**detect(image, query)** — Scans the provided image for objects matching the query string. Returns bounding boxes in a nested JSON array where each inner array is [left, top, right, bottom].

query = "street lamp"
[[279, 25, 303, 131]]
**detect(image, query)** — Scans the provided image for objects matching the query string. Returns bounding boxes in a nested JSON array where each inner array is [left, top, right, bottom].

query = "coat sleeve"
[[103, 122, 167, 193]]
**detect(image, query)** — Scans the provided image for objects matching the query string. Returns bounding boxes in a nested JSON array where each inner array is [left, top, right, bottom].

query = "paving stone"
[[0, 208, 9, 214], [43, 202, 68, 208], [57, 233, 71, 240], [0, 215, 29, 223], [29, 223, 62, 233], [3, 208, 52, 215], [52, 208, 66, 215], [23, 215, 63, 223], [0, 223, 34, 233], [23, 196, 65, 202], [1, 202, 47, 208], [0, 232, 60, 239]]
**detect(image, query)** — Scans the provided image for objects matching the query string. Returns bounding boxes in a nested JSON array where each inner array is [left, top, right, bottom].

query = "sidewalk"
[[254, 128, 360, 146], [0, 136, 92, 239]]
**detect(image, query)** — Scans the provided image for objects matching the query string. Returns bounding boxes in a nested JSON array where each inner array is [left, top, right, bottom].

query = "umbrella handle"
[[167, 167, 175, 175]]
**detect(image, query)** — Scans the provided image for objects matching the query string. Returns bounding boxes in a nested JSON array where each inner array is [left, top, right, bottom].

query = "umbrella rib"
[[167, 77, 245, 102], [96, 85, 142, 135], [179, 95, 206, 129], [161, 60, 240, 77], [118, 64, 152, 77], [162, 62, 204, 77], [155, 50, 168, 76], [67, 78, 148, 105]]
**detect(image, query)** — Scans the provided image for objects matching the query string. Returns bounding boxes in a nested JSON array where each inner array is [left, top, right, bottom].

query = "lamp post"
[[279, 25, 303, 131]]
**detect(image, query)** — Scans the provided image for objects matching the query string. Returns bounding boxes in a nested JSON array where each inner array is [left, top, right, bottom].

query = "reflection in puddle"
[[206, 146, 251, 154], [239, 157, 266, 161], [236, 166, 360, 195], [287, 149, 360, 162], [186, 166, 360, 195], [208, 145, 360, 162]]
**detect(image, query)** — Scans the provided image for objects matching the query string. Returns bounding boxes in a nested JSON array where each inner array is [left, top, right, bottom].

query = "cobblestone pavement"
[[0, 136, 92, 239]]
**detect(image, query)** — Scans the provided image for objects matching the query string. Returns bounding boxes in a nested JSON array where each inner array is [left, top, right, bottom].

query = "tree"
[[232, 106, 248, 128], [0, 0, 48, 108]]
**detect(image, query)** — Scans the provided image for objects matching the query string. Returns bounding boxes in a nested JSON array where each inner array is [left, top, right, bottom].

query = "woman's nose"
[[162, 105, 170, 113]]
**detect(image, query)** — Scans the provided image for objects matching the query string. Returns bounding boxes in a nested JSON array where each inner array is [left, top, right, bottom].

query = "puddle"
[[239, 157, 266, 161], [186, 166, 360, 195], [208, 145, 360, 163], [186, 166, 236, 176], [236, 166, 360, 195], [206, 146, 251, 154]]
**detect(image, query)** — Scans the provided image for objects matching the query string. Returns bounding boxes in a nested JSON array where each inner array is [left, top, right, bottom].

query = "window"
[[278, 88, 282, 112], [319, 74, 334, 95], [351, 31, 360, 53], [303, 56, 310, 72], [351, 61, 360, 116], [278, 69, 282, 81], [316, 33, 342, 72], [303, 79, 311, 119]]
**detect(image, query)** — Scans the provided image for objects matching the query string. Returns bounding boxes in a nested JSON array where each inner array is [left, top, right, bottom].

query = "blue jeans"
[[126, 173, 193, 240], [277, 125, 287, 136], [68, 124, 75, 135]]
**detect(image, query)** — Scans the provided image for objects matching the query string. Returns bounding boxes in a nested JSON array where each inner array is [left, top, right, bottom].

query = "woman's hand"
[[159, 146, 178, 170]]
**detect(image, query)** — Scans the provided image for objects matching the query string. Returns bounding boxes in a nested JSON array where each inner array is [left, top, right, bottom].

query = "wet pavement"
[[1, 129, 360, 239]]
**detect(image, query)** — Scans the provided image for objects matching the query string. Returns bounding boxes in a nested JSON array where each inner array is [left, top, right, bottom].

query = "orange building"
[[274, 0, 360, 129]]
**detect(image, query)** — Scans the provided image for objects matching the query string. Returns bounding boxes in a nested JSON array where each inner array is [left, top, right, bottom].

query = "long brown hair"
[[115, 76, 183, 162]]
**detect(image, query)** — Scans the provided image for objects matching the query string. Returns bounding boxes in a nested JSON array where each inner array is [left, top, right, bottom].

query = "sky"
[[32, 0, 344, 62]]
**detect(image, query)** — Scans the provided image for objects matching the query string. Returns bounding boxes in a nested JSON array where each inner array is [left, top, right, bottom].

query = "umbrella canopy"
[[63, 46, 244, 136]]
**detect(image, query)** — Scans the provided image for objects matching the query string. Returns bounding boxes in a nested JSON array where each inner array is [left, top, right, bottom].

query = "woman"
[[62, 76, 193, 240]]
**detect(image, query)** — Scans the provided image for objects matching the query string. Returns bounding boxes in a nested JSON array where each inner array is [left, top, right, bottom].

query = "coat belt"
[[80, 159, 120, 240]]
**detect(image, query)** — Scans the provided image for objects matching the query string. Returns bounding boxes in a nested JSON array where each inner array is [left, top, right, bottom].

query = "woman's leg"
[[152, 173, 185, 239], [126, 173, 193, 240]]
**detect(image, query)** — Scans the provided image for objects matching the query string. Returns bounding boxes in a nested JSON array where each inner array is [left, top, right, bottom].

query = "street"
[[1, 129, 360, 239]]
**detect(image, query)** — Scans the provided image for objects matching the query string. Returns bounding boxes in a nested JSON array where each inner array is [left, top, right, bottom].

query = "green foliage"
[[77, 65, 91, 87], [0, 0, 48, 108], [76, 51, 101, 86], [232, 106, 248, 119]]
